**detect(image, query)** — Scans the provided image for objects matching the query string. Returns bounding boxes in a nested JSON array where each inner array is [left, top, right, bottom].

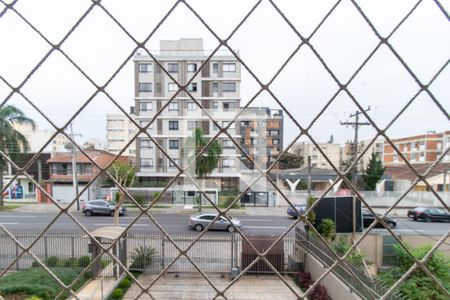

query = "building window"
[[139, 83, 152, 92], [212, 102, 218, 111], [411, 152, 417, 160], [138, 63, 152, 73], [140, 158, 153, 168], [269, 130, 279, 136], [187, 102, 197, 111], [168, 102, 178, 112], [223, 102, 236, 111], [188, 83, 197, 92], [213, 82, 219, 93], [241, 121, 250, 127], [140, 139, 152, 149], [223, 82, 236, 92], [223, 159, 235, 168], [312, 155, 318, 160], [169, 158, 180, 168], [222, 120, 234, 129], [223, 139, 234, 149], [169, 121, 179, 130], [212, 63, 219, 74], [139, 102, 152, 111], [272, 139, 279, 145], [187, 121, 197, 130], [187, 63, 197, 72], [169, 140, 179, 149], [250, 138, 257, 145], [168, 83, 177, 92], [168, 63, 178, 73], [222, 63, 236, 72]]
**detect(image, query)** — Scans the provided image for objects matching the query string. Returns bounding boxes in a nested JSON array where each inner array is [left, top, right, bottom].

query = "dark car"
[[287, 204, 306, 218], [362, 210, 397, 228], [82, 199, 126, 217], [407, 207, 450, 222]]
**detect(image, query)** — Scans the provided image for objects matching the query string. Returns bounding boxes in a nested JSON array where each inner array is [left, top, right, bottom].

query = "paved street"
[[0, 210, 448, 236]]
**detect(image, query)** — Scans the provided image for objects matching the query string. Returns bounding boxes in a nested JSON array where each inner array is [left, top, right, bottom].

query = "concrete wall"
[[305, 253, 361, 300]]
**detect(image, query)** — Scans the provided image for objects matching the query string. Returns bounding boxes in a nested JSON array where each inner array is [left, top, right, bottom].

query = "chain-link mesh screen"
[[0, 0, 449, 299]]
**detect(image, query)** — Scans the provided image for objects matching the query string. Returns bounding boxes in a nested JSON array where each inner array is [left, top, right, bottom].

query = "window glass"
[[169, 140, 179, 149], [222, 63, 236, 72], [168, 63, 178, 73], [139, 82, 152, 92], [139, 102, 152, 111], [168, 102, 178, 112], [169, 121, 179, 130], [223, 82, 236, 92], [168, 83, 177, 92], [187, 102, 197, 111], [139, 63, 152, 73], [187, 63, 197, 72], [212, 63, 219, 73]]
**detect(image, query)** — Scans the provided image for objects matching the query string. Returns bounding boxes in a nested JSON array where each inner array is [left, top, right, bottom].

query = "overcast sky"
[[0, 0, 448, 152]]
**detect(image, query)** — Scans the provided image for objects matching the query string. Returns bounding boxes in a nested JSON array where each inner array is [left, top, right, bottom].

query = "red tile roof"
[[47, 149, 128, 168]]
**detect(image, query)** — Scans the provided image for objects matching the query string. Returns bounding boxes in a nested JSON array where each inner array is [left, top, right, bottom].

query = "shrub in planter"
[[83, 271, 93, 280], [78, 256, 91, 268], [0, 283, 54, 299], [26, 296, 43, 300], [129, 246, 156, 271], [64, 258, 77, 267], [119, 278, 131, 289], [45, 256, 59, 267], [111, 288, 124, 299], [298, 271, 311, 289], [310, 283, 329, 300]]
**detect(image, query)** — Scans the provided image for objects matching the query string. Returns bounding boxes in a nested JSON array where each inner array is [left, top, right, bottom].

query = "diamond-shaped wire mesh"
[[0, 0, 449, 299]]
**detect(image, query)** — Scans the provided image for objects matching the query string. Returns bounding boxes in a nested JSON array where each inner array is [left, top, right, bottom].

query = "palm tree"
[[0, 105, 36, 206], [186, 128, 222, 211]]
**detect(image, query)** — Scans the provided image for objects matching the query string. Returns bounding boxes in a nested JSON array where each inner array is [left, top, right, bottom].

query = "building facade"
[[239, 108, 283, 170], [293, 142, 342, 170], [383, 131, 449, 166], [134, 39, 241, 194], [106, 111, 137, 157], [13, 123, 71, 153]]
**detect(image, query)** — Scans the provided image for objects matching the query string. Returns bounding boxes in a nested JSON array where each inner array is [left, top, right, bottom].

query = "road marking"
[[0, 222, 19, 225], [244, 226, 287, 229], [241, 219, 273, 222], [94, 223, 149, 227], [0, 215, 36, 218]]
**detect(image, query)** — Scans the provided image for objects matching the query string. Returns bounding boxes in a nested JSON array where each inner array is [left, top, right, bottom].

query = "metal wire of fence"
[[0, 0, 449, 299]]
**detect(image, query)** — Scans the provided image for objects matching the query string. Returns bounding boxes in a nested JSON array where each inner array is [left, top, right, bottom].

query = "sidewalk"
[[71, 278, 117, 300]]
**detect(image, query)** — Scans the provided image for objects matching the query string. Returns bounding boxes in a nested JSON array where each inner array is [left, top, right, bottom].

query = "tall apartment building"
[[342, 136, 385, 171], [383, 131, 449, 166], [293, 142, 342, 170], [13, 123, 71, 153], [239, 108, 283, 169], [106, 110, 137, 157], [134, 39, 241, 192]]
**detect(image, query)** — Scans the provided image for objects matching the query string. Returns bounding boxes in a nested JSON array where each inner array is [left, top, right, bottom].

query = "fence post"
[[231, 233, 234, 270], [15, 244, 19, 270], [44, 236, 48, 260], [71, 236, 75, 259], [161, 233, 165, 270]]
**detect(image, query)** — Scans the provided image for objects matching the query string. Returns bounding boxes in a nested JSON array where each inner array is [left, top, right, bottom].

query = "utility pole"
[[307, 155, 312, 195], [340, 107, 371, 187], [69, 123, 81, 211]]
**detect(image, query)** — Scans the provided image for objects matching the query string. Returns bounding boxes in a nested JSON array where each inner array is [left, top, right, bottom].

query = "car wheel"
[[425, 216, 432, 223], [84, 210, 93, 217], [227, 225, 235, 233], [110, 210, 115, 217], [195, 224, 204, 232], [388, 222, 396, 229], [413, 216, 417, 221]]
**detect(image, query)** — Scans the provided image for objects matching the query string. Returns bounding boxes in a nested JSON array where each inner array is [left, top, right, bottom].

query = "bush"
[[119, 278, 131, 289], [333, 236, 364, 265], [222, 195, 239, 208], [45, 256, 59, 267], [31, 260, 40, 268], [83, 271, 93, 280], [310, 283, 329, 300], [297, 271, 311, 289], [0, 283, 54, 299], [129, 246, 156, 271], [64, 258, 77, 268], [317, 218, 336, 242], [78, 256, 91, 268], [26, 296, 43, 300], [111, 288, 124, 299]]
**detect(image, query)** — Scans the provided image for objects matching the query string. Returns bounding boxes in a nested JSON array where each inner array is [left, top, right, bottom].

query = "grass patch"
[[0, 267, 89, 300], [0, 205, 20, 211]]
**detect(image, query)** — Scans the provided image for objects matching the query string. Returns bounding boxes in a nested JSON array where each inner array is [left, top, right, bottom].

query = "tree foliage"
[[379, 244, 450, 300], [275, 152, 304, 169], [362, 152, 385, 190], [0, 105, 36, 206]]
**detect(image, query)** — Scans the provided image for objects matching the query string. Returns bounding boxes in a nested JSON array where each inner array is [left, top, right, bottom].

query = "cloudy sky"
[[0, 0, 448, 151]]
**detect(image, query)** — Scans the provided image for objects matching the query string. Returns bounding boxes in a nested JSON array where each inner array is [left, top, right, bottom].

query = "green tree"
[[362, 152, 385, 190], [0, 105, 35, 206], [186, 128, 222, 211], [275, 152, 304, 169], [108, 161, 135, 225]]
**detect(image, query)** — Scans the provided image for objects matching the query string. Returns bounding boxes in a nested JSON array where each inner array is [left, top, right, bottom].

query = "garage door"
[[52, 184, 90, 203]]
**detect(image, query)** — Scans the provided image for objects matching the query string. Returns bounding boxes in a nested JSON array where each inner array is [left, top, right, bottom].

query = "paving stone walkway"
[[124, 274, 303, 300]]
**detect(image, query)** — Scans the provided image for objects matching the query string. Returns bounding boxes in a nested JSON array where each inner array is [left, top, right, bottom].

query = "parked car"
[[407, 207, 450, 222], [82, 200, 126, 217], [188, 213, 242, 232], [287, 204, 306, 218], [362, 210, 397, 228]]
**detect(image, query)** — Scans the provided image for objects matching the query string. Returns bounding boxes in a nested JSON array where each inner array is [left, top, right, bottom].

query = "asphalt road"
[[0, 211, 448, 236]]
